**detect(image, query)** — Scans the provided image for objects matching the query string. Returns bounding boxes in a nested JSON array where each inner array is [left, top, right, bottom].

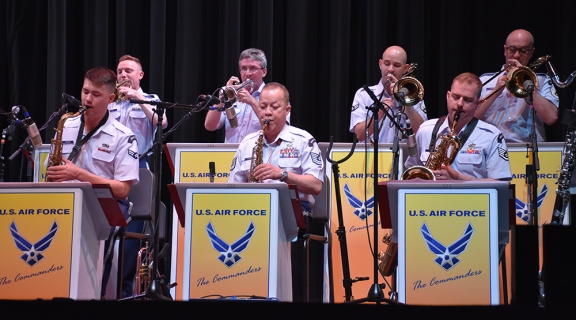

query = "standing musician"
[[109, 54, 167, 168], [45, 67, 140, 298], [475, 29, 559, 142], [108, 54, 167, 298], [405, 72, 512, 181], [350, 45, 427, 143], [205, 48, 290, 143]]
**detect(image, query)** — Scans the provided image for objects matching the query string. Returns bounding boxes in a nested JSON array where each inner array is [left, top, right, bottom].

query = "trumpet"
[[221, 79, 254, 104], [114, 80, 132, 103], [479, 55, 551, 104]]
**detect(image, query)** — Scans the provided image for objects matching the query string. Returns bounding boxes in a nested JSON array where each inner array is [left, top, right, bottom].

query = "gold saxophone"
[[248, 119, 270, 183], [377, 111, 462, 275], [46, 107, 88, 181]]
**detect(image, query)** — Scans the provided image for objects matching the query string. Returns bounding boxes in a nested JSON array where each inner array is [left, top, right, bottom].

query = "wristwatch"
[[280, 170, 288, 182]]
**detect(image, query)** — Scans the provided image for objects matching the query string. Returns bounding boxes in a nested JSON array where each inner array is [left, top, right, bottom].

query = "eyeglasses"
[[505, 46, 534, 56], [240, 66, 263, 74]]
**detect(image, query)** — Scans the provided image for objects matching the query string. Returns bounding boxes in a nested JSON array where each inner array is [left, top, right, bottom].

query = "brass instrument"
[[401, 110, 462, 180], [114, 80, 132, 103], [479, 55, 551, 104], [249, 119, 270, 183], [134, 241, 151, 296], [46, 106, 89, 181], [377, 232, 398, 277], [393, 63, 424, 106], [545, 59, 576, 88], [222, 79, 254, 104]]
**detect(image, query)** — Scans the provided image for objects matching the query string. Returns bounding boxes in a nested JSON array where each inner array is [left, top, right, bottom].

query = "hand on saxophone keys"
[[252, 164, 284, 183]]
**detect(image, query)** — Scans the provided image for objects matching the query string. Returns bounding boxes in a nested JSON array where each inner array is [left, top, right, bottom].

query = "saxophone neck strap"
[[68, 111, 109, 162], [429, 116, 478, 152]]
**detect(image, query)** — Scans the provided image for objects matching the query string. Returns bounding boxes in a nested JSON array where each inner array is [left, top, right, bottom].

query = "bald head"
[[504, 29, 535, 66], [506, 29, 534, 47], [379, 45, 409, 87], [382, 46, 407, 64]]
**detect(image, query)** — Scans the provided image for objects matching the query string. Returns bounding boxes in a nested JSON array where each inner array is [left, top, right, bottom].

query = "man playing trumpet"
[[405, 73, 512, 181], [476, 29, 558, 142], [350, 45, 427, 143]]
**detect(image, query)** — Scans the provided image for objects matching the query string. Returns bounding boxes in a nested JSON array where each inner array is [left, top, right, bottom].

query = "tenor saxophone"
[[248, 119, 270, 183], [46, 106, 88, 181]]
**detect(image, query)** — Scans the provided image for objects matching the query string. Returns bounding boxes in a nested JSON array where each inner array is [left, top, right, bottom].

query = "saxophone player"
[[46, 67, 140, 298], [228, 82, 324, 301], [405, 73, 512, 181]]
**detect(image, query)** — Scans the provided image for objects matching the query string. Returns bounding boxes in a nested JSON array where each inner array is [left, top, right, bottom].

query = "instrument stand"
[[525, 93, 540, 225], [0, 119, 18, 182], [327, 135, 369, 302]]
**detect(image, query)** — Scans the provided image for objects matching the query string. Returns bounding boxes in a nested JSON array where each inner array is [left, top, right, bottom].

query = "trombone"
[[479, 55, 551, 104]]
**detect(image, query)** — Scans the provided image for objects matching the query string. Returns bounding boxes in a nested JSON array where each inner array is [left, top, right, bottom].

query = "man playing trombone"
[[350, 45, 427, 143], [475, 29, 558, 142]]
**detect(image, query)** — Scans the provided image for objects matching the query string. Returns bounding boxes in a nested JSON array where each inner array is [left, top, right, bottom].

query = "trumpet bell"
[[393, 76, 424, 106], [401, 165, 436, 180], [506, 66, 538, 98]]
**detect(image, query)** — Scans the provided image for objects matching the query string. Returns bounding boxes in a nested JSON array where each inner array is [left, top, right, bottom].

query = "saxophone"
[[248, 119, 270, 183], [551, 117, 576, 225], [377, 111, 463, 276], [46, 106, 88, 181], [401, 110, 462, 180]]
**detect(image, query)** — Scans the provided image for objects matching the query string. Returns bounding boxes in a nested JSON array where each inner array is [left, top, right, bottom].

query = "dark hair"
[[84, 67, 116, 94], [262, 82, 289, 104]]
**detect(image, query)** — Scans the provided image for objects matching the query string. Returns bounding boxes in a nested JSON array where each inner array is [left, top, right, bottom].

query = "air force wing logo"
[[10, 220, 59, 267], [420, 222, 474, 271], [515, 184, 549, 223], [206, 221, 255, 268], [343, 183, 374, 220]]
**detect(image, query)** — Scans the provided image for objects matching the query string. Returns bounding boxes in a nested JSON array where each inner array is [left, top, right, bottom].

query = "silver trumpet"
[[221, 79, 254, 104]]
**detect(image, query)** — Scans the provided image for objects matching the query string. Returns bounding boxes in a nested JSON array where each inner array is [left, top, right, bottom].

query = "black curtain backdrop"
[[3, 1, 576, 261]]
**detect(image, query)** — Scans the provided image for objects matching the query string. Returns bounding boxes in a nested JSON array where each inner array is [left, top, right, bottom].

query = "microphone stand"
[[128, 99, 204, 300], [349, 85, 405, 304], [1, 116, 18, 182], [7, 104, 68, 182], [136, 100, 205, 160]]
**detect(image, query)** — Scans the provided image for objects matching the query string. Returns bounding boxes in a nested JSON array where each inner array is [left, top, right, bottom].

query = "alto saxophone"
[[46, 106, 88, 181], [248, 119, 270, 183]]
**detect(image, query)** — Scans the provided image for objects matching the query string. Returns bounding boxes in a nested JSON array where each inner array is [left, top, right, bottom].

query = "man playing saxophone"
[[405, 72, 512, 181], [228, 82, 323, 301], [45, 67, 140, 298], [476, 29, 558, 142], [350, 45, 427, 143]]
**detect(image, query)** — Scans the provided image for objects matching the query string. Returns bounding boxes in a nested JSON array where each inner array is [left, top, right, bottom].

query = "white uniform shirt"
[[57, 113, 140, 186], [405, 118, 512, 180], [228, 124, 324, 203], [217, 82, 291, 143], [108, 88, 165, 156], [479, 68, 559, 142], [349, 80, 427, 143]]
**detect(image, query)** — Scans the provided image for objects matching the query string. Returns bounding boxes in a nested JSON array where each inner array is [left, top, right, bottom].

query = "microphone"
[[12, 105, 21, 117], [209, 161, 216, 183], [523, 79, 535, 93], [397, 87, 409, 100], [62, 93, 82, 108], [200, 94, 222, 106], [20, 106, 43, 147], [405, 119, 418, 157]]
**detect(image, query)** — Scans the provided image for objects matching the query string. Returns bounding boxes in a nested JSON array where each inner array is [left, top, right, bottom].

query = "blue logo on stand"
[[515, 184, 548, 223], [9, 220, 59, 267], [343, 183, 374, 220], [420, 222, 474, 271], [206, 221, 256, 268]]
